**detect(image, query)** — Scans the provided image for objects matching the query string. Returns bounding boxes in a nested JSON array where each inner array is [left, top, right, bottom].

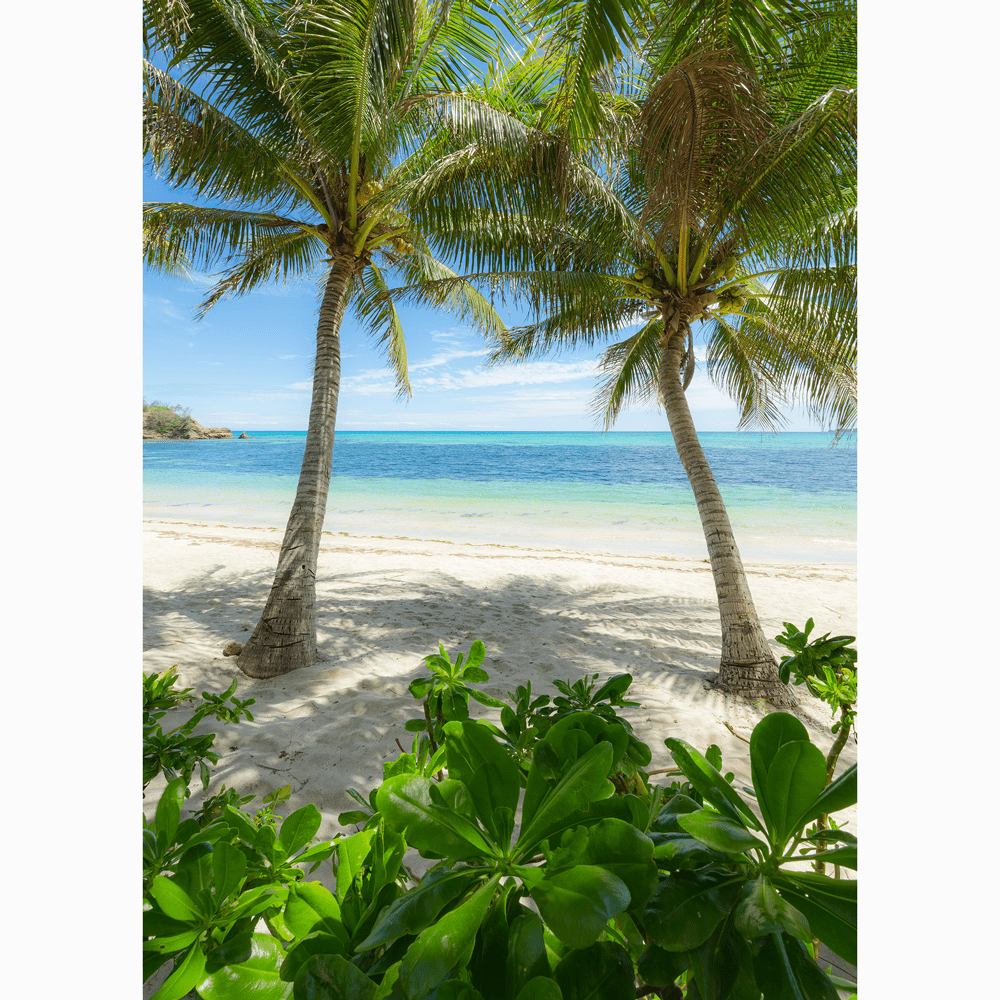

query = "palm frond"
[[590, 318, 663, 429], [353, 262, 412, 397], [192, 226, 326, 317]]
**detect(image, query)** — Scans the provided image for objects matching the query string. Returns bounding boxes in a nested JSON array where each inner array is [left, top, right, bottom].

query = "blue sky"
[[144, 171, 831, 433]]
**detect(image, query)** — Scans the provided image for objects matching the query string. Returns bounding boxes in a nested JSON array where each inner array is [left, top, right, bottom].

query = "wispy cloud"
[[409, 347, 489, 372], [342, 359, 599, 396]]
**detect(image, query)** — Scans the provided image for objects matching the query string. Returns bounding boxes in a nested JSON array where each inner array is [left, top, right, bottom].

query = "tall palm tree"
[[398, 5, 856, 704], [143, 0, 510, 677]]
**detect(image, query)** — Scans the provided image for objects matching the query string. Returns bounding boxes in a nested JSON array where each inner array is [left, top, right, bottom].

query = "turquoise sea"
[[143, 431, 856, 563]]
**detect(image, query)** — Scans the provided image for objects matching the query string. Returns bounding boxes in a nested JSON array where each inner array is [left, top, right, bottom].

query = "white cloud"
[[409, 347, 489, 372]]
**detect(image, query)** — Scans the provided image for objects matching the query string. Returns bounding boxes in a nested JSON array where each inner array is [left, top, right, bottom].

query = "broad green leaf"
[[465, 641, 487, 672], [677, 811, 768, 857], [753, 933, 839, 1000], [154, 777, 187, 849], [530, 866, 630, 950], [800, 764, 857, 827], [212, 841, 247, 905], [227, 885, 286, 921], [553, 942, 634, 1000], [198, 933, 293, 1000], [514, 978, 562, 1000], [664, 740, 761, 832], [773, 873, 857, 966], [285, 882, 348, 941], [687, 915, 743, 1000], [546, 819, 657, 913], [280, 936, 351, 983], [518, 743, 614, 856], [336, 830, 376, 899], [444, 720, 521, 839], [292, 953, 377, 1000], [462, 667, 489, 683], [799, 844, 857, 870], [468, 879, 514, 1000], [150, 876, 202, 922], [643, 870, 745, 952], [468, 689, 508, 709], [377, 776, 493, 860], [409, 678, 433, 700], [143, 928, 201, 954], [356, 867, 485, 951], [591, 674, 632, 703], [436, 981, 486, 1000], [636, 945, 686, 988], [279, 804, 323, 857], [399, 874, 501, 1000], [733, 877, 811, 945], [507, 909, 551, 997], [152, 943, 207, 1000], [204, 931, 252, 972], [749, 713, 810, 829], [762, 742, 827, 846]]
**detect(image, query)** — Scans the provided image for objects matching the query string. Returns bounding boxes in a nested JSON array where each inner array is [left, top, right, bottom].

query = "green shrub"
[[143, 638, 857, 1000]]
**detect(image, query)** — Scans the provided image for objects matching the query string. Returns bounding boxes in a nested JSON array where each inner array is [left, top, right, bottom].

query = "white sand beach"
[[142, 517, 857, 839], [142, 517, 859, 995]]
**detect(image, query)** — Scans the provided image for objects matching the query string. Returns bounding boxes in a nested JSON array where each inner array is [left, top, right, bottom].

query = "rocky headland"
[[143, 405, 233, 440]]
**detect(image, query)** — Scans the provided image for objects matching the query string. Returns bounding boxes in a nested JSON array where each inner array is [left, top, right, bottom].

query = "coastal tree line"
[[143, 0, 857, 703]]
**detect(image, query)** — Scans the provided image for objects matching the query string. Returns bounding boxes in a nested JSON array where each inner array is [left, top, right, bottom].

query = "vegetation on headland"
[[143, 398, 233, 440], [143, 632, 857, 1000], [143, 0, 856, 698]]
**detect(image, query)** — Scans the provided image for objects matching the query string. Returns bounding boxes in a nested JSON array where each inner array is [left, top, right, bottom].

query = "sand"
[[143, 515, 857, 836], [142, 517, 858, 993]]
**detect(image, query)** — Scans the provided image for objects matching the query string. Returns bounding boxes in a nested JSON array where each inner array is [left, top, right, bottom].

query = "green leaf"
[[154, 777, 188, 849], [444, 720, 521, 839], [436, 982, 486, 1000], [513, 978, 562, 1000], [150, 876, 203, 922], [198, 933, 293, 1000], [591, 674, 632, 703], [530, 866, 630, 950], [753, 933, 839, 1000], [677, 811, 768, 857], [399, 874, 501, 1000], [762, 742, 827, 846], [336, 830, 376, 899], [468, 689, 508, 709], [553, 942, 634, 1000], [664, 740, 761, 832], [468, 879, 514, 1000], [518, 742, 614, 856], [749, 714, 810, 829], [772, 873, 857, 966], [800, 764, 857, 827], [280, 936, 351, 983], [292, 953, 377, 1000], [546, 819, 657, 913], [356, 867, 486, 952], [285, 882, 348, 941], [279, 804, 323, 857], [462, 666, 489, 684], [204, 931, 253, 972], [409, 678, 433, 700], [636, 945, 686, 988], [506, 909, 551, 997], [643, 870, 745, 952], [212, 841, 247, 905], [377, 776, 493, 860], [687, 915, 744, 1000], [733, 877, 811, 945], [152, 943, 207, 1000], [465, 641, 487, 672]]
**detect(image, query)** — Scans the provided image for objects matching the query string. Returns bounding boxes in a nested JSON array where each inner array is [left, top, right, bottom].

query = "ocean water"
[[143, 431, 856, 563]]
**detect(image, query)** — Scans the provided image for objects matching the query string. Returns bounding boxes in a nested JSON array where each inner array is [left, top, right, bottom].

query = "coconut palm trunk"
[[659, 326, 797, 706], [237, 254, 355, 678]]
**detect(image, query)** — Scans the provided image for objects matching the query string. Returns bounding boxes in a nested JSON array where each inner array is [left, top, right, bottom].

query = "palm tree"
[[399, 6, 856, 704], [143, 0, 510, 677]]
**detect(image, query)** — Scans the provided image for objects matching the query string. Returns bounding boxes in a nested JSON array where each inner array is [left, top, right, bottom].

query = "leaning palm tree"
[[143, 0, 510, 677], [399, 5, 856, 703], [499, 58, 854, 705]]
